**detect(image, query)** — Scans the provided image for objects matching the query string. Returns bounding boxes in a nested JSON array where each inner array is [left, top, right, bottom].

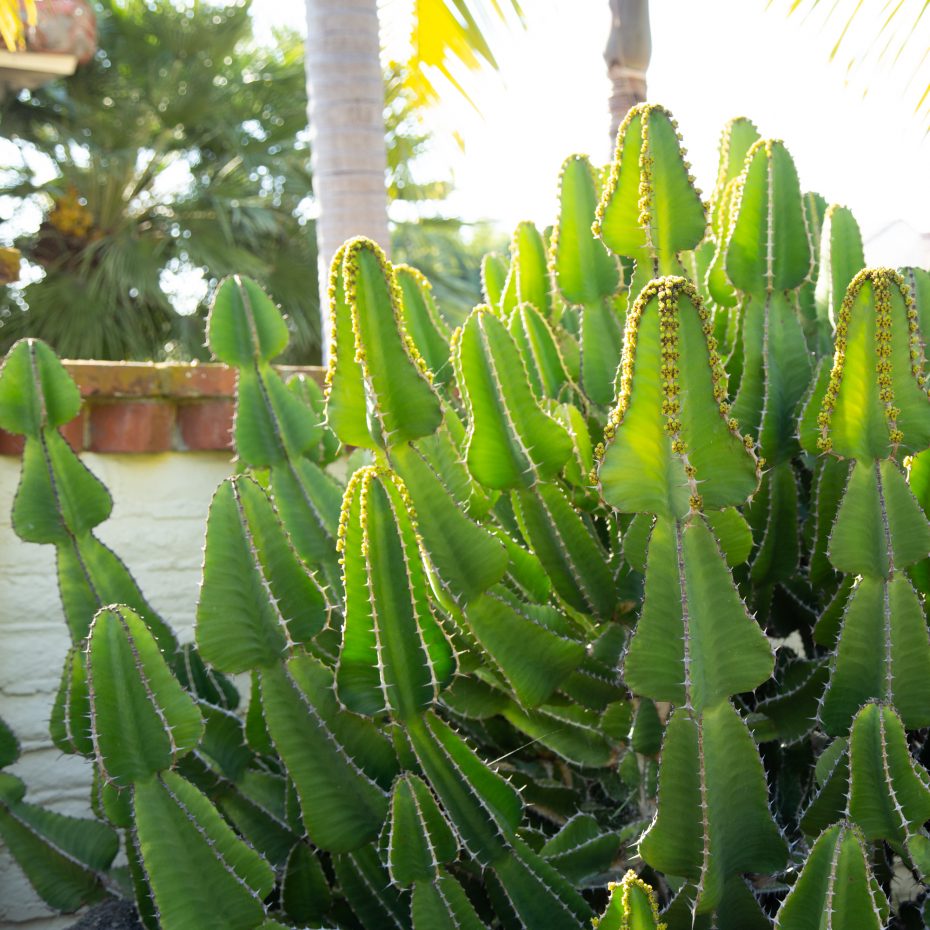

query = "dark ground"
[[66, 899, 142, 930]]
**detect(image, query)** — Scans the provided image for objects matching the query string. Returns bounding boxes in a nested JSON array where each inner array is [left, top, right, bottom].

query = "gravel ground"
[[66, 899, 142, 930]]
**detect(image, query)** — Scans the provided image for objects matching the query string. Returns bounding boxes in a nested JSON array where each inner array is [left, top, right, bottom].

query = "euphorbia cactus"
[[5, 100, 930, 930]]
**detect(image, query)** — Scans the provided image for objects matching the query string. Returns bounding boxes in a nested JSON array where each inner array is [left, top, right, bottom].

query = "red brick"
[[0, 413, 84, 456], [89, 401, 176, 453], [63, 361, 324, 400], [0, 429, 24, 456], [60, 412, 85, 452], [177, 400, 235, 451]]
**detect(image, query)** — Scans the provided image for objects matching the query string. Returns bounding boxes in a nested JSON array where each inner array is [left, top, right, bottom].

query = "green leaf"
[[390, 443, 508, 603], [411, 869, 488, 930], [596, 869, 663, 930], [233, 364, 321, 466], [492, 525, 553, 603], [207, 274, 288, 365], [746, 461, 800, 586], [337, 466, 454, 719], [481, 252, 508, 308], [638, 702, 786, 914], [50, 645, 93, 757], [705, 178, 742, 307], [0, 774, 117, 912], [332, 844, 411, 929], [198, 704, 251, 782], [464, 591, 585, 708], [774, 822, 889, 930], [323, 242, 371, 447], [818, 268, 930, 460], [490, 838, 592, 928], [551, 154, 619, 306], [342, 237, 443, 447], [259, 661, 389, 852], [704, 506, 753, 566], [508, 302, 572, 400], [134, 771, 274, 930], [407, 711, 521, 865], [709, 117, 761, 221], [513, 483, 615, 619], [455, 306, 572, 489], [800, 740, 849, 838], [539, 814, 621, 885], [595, 104, 706, 269], [218, 771, 297, 867], [0, 716, 19, 767], [171, 643, 239, 711], [281, 842, 331, 924], [599, 279, 758, 519], [729, 291, 812, 464], [441, 675, 508, 720], [508, 221, 551, 316], [88, 606, 202, 786], [269, 457, 343, 595], [814, 205, 864, 355], [807, 455, 848, 593], [13, 431, 111, 544], [580, 299, 624, 407], [387, 773, 458, 886], [630, 697, 663, 756], [725, 139, 811, 296], [197, 476, 328, 673], [0, 338, 82, 436], [57, 535, 175, 650], [396, 264, 453, 385], [903, 266, 930, 346], [847, 701, 930, 844], [623, 516, 773, 712], [502, 699, 615, 768], [286, 654, 398, 787], [828, 458, 930, 577], [751, 659, 828, 745], [820, 573, 930, 734]]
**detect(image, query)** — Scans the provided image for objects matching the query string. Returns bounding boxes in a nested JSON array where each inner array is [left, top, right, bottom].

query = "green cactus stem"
[[594, 104, 706, 278]]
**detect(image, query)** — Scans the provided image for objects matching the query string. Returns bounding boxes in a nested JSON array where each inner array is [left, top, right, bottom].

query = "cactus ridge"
[[9, 102, 930, 928]]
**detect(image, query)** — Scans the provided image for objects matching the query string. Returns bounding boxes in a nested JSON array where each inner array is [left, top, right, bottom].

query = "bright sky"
[[260, 0, 930, 262]]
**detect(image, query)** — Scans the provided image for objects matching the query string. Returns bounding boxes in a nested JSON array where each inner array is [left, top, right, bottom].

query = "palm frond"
[[0, 0, 35, 51], [774, 0, 930, 128], [405, 0, 525, 109]]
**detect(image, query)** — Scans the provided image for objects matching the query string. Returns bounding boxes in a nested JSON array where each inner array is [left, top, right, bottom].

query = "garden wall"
[[0, 361, 320, 928]]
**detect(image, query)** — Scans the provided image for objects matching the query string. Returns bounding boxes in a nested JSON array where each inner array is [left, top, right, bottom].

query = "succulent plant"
[[3, 100, 930, 929]]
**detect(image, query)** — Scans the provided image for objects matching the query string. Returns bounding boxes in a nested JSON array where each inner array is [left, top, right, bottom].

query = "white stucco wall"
[[0, 451, 233, 928]]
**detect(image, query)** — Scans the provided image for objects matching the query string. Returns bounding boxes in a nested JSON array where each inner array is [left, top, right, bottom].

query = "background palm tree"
[[605, 0, 651, 142], [302, 0, 524, 358], [1, 0, 316, 360], [0, 0, 468, 362]]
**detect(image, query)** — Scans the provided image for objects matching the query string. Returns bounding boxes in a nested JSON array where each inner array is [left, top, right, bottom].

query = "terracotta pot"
[[26, 0, 97, 64]]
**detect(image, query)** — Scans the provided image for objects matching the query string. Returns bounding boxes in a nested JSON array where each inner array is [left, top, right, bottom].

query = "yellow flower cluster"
[[0, 246, 20, 285], [597, 275, 755, 509], [817, 267, 921, 453], [324, 237, 437, 405], [48, 187, 94, 239], [336, 465, 420, 563]]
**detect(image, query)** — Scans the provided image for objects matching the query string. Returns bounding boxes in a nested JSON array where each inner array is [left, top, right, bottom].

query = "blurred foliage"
[[0, 0, 487, 364], [393, 217, 506, 329]]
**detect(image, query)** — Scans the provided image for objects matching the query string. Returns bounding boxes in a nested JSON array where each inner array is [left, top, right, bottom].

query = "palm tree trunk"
[[605, 0, 651, 145], [303, 0, 390, 359]]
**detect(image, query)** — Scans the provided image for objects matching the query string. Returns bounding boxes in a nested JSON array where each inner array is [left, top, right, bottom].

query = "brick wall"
[[0, 361, 322, 928]]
